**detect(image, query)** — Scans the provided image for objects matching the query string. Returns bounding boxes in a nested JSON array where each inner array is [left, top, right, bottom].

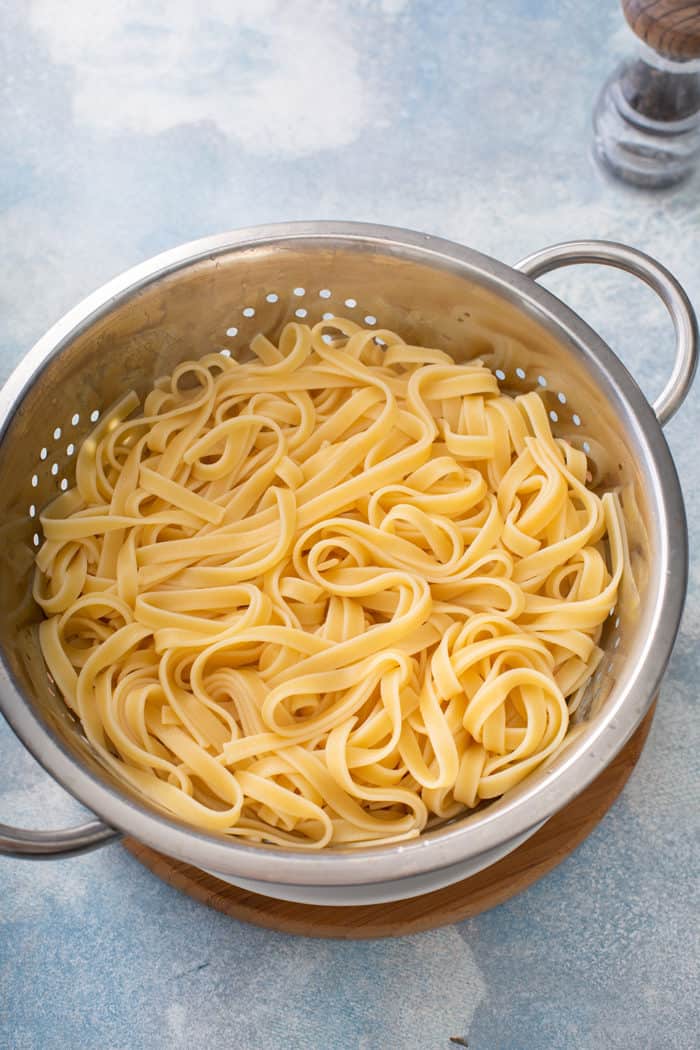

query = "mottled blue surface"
[[1, 2, 699, 1048]]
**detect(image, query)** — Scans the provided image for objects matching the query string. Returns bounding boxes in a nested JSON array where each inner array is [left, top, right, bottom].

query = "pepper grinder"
[[593, 0, 700, 187]]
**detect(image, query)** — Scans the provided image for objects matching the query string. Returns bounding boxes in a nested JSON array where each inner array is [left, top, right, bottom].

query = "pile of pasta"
[[34, 318, 625, 848]]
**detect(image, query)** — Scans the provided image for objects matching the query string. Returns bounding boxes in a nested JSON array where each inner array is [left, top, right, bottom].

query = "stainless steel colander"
[[0, 223, 695, 906]]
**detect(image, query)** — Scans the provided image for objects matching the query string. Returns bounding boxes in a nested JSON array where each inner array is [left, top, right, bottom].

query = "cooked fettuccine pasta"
[[34, 318, 625, 848]]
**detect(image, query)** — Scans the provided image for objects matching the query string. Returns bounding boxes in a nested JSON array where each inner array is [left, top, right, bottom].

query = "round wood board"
[[124, 702, 655, 939]]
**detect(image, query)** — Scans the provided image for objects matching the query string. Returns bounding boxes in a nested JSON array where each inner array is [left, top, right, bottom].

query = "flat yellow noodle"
[[34, 318, 626, 849]]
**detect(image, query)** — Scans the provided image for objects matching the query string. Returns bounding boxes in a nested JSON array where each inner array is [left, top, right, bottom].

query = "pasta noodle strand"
[[34, 319, 625, 848]]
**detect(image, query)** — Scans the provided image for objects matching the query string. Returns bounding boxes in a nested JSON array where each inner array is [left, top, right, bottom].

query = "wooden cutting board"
[[124, 702, 655, 939]]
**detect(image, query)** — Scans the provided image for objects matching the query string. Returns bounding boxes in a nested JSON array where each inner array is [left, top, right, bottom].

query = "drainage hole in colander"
[[516, 367, 526, 379], [344, 298, 357, 309], [322, 312, 334, 321], [583, 441, 591, 454], [66, 443, 75, 456], [220, 349, 232, 358], [40, 447, 47, 461], [60, 478, 68, 491], [549, 410, 558, 423], [293, 287, 305, 298], [33, 532, 40, 547], [90, 410, 100, 423], [557, 392, 567, 404], [53, 427, 61, 440], [572, 413, 581, 426], [226, 326, 238, 337], [29, 504, 36, 518], [31, 474, 38, 488], [364, 315, 377, 326], [71, 413, 80, 426], [50, 464, 59, 476], [295, 308, 308, 319], [242, 307, 255, 318], [265, 294, 278, 304], [537, 375, 547, 387], [319, 289, 332, 299], [495, 369, 506, 381]]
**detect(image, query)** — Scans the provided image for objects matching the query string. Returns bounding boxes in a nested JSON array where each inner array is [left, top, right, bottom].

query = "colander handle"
[[0, 818, 118, 859], [514, 240, 698, 426]]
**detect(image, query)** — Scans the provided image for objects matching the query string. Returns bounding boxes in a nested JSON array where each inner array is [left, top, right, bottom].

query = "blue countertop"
[[1, 2, 698, 1048]]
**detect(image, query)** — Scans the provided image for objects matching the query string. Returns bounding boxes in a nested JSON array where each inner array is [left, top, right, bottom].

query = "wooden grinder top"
[[622, 1, 700, 61]]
